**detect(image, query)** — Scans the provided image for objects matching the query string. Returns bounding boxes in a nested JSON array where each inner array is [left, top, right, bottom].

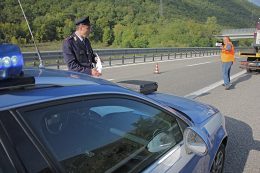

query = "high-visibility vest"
[[221, 42, 235, 62]]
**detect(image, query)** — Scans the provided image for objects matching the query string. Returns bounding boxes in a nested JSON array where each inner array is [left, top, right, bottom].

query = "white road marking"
[[103, 55, 217, 69], [187, 61, 212, 67], [107, 79, 114, 81], [185, 70, 246, 99]]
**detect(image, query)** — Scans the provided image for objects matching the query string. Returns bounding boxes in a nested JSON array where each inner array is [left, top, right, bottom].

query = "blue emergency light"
[[0, 44, 24, 79]]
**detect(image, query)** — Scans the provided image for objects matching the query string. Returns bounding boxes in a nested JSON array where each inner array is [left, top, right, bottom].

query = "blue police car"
[[0, 44, 227, 173]]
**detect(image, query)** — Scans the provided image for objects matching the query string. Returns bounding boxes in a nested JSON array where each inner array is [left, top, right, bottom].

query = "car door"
[[0, 137, 17, 173], [14, 94, 203, 173], [0, 110, 56, 173]]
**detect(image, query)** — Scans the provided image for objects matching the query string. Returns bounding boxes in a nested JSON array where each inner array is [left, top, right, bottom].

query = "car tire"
[[210, 144, 225, 173], [246, 68, 252, 73], [246, 57, 256, 73]]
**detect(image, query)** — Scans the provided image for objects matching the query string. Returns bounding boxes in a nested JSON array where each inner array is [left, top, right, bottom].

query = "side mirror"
[[184, 127, 210, 156]]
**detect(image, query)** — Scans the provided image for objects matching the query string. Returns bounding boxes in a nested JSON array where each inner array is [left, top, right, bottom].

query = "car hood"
[[147, 93, 218, 124]]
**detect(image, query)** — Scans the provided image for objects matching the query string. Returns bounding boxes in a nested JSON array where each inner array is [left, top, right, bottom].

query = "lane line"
[[102, 54, 243, 70], [187, 61, 212, 67], [185, 70, 246, 99], [103, 55, 218, 69]]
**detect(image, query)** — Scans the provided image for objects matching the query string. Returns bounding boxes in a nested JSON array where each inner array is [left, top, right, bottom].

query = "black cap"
[[75, 16, 90, 26]]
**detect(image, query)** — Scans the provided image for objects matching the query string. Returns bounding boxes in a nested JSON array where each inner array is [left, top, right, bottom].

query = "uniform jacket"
[[221, 42, 235, 62], [62, 33, 96, 74]]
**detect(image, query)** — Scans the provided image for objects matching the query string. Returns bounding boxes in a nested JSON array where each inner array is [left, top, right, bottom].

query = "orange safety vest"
[[221, 42, 235, 62]]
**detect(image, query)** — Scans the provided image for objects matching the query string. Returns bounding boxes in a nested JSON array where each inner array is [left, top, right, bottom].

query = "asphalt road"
[[100, 55, 260, 173], [101, 55, 244, 96]]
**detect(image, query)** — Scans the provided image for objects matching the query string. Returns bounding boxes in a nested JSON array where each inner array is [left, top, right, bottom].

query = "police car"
[[0, 44, 227, 173]]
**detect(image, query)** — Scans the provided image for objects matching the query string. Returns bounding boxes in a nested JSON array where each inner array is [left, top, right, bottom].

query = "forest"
[[1, 0, 260, 49]]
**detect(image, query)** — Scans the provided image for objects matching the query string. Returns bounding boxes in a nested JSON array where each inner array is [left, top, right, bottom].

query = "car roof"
[[0, 68, 137, 110]]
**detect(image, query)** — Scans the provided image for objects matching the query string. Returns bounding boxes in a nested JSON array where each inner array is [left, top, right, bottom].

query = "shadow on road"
[[229, 74, 252, 90], [196, 92, 210, 98], [224, 116, 260, 173]]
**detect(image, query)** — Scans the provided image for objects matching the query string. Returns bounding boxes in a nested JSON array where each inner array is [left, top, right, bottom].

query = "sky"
[[248, 0, 260, 6]]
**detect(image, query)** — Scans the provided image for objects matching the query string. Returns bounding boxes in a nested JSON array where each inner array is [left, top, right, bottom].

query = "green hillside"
[[0, 0, 260, 49]]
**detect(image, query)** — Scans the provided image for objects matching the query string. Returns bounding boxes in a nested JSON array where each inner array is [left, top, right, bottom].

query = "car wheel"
[[210, 144, 225, 173], [246, 69, 251, 73]]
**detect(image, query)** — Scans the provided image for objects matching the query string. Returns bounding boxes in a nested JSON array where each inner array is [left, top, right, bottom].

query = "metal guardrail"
[[22, 47, 248, 69]]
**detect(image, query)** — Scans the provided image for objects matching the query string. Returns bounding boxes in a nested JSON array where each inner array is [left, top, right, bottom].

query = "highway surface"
[[101, 55, 244, 97], [100, 55, 260, 173]]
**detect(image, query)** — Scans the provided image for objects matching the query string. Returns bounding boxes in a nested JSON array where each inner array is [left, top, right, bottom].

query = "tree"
[[103, 27, 114, 46]]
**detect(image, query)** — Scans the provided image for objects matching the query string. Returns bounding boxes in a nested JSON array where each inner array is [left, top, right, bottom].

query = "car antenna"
[[17, 0, 44, 69]]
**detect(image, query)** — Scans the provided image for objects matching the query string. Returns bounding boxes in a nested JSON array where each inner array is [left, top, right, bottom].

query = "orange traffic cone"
[[154, 63, 160, 74]]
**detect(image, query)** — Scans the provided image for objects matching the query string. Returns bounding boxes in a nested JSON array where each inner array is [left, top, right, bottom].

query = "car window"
[[0, 143, 17, 173], [21, 96, 183, 173], [0, 111, 52, 173]]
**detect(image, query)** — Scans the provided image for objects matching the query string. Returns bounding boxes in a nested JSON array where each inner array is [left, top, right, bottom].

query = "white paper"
[[95, 53, 102, 73]]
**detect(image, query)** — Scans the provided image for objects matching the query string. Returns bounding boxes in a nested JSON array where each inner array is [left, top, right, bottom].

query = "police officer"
[[62, 16, 101, 76]]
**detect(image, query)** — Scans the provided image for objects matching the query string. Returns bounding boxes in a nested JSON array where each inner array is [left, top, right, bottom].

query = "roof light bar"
[[0, 44, 24, 79]]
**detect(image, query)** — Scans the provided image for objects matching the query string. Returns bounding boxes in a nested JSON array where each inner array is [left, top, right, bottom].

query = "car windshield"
[[19, 96, 183, 173]]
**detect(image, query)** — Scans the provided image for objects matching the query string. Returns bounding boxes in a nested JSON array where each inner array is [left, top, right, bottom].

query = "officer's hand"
[[91, 68, 102, 77]]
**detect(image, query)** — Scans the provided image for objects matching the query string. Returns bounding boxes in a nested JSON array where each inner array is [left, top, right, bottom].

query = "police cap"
[[75, 16, 90, 26]]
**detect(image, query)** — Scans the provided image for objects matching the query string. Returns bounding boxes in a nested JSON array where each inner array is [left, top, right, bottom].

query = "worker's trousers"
[[222, 61, 233, 86]]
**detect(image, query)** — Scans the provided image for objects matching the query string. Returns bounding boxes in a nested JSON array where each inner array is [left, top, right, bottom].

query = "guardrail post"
[[122, 55, 125, 65], [161, 54, 163, 61], [180, 52, 182, 58], [153, 53, 155, 61], [133, 54, 136, 63], [191, 51, 192, 57], [56, 59, 60, 69], [144, 55, 146, 62], [186, 52, 187, 58], [175, 52, 176, 59], [168, 53, 170, 60], [109, 56, 112, 66]]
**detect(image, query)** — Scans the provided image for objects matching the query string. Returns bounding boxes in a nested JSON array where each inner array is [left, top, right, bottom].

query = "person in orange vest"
[[221, 36, 235, 90]]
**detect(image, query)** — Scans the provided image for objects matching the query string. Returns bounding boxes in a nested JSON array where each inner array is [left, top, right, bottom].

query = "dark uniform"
[[62, 34, 96, 74], [62, 16, 96, 74]]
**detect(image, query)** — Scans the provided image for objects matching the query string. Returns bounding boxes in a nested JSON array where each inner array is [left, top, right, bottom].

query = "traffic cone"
[[154, 63, 160, 74]]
